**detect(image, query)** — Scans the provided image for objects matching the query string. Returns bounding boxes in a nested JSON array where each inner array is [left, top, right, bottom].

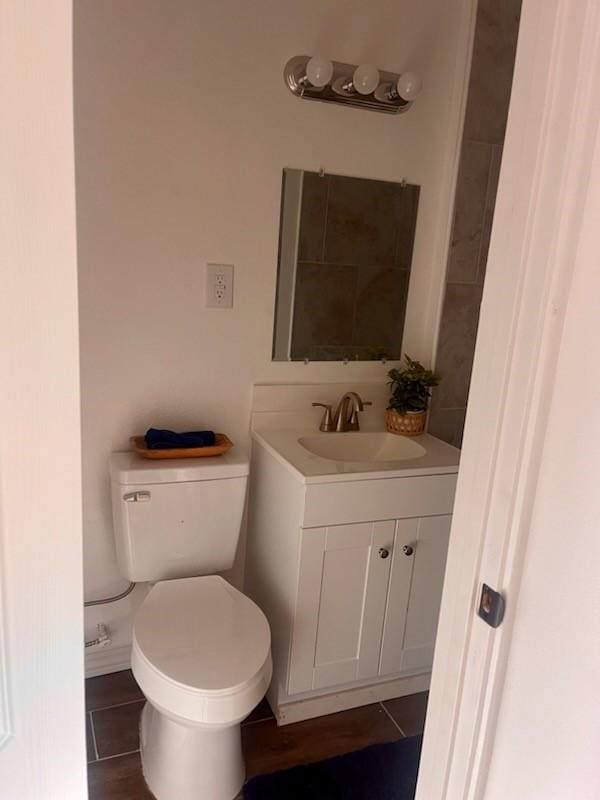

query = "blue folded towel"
[[144, 428, 216, 450]]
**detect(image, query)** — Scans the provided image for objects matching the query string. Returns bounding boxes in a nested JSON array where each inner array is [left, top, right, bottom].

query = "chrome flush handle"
[[123, 491, 151, 503]]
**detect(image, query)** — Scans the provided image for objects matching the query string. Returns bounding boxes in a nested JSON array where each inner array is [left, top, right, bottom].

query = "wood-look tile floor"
[[86, 670, 428, 800]]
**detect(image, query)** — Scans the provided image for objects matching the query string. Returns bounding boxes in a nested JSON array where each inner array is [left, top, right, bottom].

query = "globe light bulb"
[[396, 72, 422, 101], [353, 63, 380, 95], [306, 56, 334, 88]]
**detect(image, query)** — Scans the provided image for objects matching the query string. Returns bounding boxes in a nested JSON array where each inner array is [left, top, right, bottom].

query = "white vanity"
[[245, 383, 460, 725]]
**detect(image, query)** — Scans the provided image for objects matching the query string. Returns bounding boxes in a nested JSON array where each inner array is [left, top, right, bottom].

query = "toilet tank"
[[109, 451, 249, 582]]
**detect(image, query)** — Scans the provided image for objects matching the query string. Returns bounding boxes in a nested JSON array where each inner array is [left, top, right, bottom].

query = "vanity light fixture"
[[284, 55, 421, 115]]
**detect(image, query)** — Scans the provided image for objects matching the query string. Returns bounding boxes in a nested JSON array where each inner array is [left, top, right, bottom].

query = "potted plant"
[[386, 355, 439, 436]]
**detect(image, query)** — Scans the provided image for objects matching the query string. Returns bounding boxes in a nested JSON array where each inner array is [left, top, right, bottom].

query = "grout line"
[[87, 697, 145, 714], [94, 748, 141, 763], [379, 702, 407, 738], [88, 712, 100, 762]]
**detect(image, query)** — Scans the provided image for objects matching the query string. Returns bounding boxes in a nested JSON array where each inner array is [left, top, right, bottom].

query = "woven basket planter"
[[385, 409, 427, 437]]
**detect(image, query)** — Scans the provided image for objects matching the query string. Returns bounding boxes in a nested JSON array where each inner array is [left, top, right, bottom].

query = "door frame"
[[0, 1, 86, 797], [416, 0, 600, 797]]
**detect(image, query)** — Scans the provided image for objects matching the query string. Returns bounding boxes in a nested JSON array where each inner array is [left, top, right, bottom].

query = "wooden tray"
[[130, 434, 234, 459]]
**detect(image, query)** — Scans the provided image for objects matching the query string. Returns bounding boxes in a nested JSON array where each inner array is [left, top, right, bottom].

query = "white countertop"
[[252, 428, 460, 484]]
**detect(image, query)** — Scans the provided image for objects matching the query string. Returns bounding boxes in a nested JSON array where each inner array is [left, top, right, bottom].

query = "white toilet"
[[109, 451, 272, 800]]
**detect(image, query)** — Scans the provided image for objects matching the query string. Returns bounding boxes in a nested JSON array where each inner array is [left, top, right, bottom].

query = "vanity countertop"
[[251, 428, 460, 485]]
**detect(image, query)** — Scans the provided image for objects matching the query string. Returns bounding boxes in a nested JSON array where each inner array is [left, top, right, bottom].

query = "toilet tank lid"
[[110, 450, 249, 485]]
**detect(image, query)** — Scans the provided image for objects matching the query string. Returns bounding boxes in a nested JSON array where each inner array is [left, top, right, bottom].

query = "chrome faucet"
[[312, 392, 372, 432]]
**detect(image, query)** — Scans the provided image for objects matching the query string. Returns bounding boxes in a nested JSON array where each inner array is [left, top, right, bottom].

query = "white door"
[[379, 515, 451, 676], [416, 1, 600, 798], [288, 521, 395, 694], [0, 2, 87, 797]]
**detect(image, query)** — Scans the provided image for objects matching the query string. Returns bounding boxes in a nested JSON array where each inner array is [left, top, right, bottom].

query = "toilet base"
[[139, 702, 245, 800]]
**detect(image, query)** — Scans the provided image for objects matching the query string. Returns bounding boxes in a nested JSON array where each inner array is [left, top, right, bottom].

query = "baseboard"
[[85, 644, 131, 678], [273, 672, 431, 726]]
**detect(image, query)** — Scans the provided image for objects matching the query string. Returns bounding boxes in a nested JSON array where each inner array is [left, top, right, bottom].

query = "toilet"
[[109, 451, 272, 800]]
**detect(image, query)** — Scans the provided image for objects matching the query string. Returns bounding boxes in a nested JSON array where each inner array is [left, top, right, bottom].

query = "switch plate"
[[206, 263, 234, 308]]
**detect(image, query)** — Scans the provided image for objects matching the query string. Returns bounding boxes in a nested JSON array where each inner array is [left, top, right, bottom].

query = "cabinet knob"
[[378, 548, 390, 559], [402, 544, 414, 556]]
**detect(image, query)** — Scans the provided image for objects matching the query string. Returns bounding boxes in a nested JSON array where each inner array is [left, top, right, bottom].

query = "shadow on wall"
[[429, 0, 522, 448]]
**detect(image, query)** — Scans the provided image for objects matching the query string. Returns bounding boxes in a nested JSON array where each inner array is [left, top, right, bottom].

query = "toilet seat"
[[132, 575, 272, 726]]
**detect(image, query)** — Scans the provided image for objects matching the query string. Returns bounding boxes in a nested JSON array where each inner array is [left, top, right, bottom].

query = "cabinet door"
[[378, 518, 418, 676], [288, 520, 395, 695], [402, 515, 452, 674], [380, 515, 452, 676]]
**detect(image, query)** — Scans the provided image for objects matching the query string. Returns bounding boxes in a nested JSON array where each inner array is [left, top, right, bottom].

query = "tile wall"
[[428, 0, 522, 447]]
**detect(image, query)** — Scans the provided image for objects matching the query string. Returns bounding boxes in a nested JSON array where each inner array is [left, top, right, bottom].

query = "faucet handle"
[[348, 400, 373, 431], [312, 403, 335, 432]]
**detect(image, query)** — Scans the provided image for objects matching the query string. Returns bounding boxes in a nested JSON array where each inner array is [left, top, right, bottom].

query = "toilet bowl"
[[131, 575, 272, 800]]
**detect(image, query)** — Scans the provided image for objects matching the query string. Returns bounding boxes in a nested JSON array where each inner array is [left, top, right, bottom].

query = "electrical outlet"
[[206, 263, 234, 308]]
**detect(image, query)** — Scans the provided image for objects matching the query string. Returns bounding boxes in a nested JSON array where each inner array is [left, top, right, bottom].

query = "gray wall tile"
[[463, 0, 521, 144], [324, 175, 400, 267], [432, 0, 520, 445], [428, 407, 467, 449], [354, 266, 408, 357], [298, 171, 329, 262], [446, 141, 493, 284], [290, 262, 357, 359], [434, 284, 483, 410]]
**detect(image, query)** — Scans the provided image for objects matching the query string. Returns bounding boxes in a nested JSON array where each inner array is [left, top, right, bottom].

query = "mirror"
[[272, 168, 419, 362]]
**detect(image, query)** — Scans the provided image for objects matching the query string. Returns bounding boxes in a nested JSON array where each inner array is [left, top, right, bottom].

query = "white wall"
[[74, 0, 474, 666], [0, 0, 86, 795]]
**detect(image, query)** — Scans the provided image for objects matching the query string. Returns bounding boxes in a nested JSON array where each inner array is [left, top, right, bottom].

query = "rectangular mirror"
[[272, 168, 419, 362]]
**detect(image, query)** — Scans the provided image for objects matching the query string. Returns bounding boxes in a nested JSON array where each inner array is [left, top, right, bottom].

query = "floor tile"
[[86, 713, 97, 763], [243, 697, 274, 726], [88, 752, 153, 800], [86, 669, 144, 711], [242, 702, 401, 778], [383, 692, 429, 737], [92, 700, 145, 759]]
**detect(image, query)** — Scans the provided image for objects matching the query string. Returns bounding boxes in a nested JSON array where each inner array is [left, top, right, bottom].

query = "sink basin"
[[253, 428, 460, 482], [298, 432, 427, 463]]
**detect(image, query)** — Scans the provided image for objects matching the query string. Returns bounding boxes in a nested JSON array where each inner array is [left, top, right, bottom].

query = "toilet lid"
[[133, 575, 271, 693]]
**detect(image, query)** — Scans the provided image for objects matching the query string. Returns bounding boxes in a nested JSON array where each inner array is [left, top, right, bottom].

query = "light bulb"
[[306, 56, 334, 88], [396, 72, 422, 101], [353, 63, 380, 95]]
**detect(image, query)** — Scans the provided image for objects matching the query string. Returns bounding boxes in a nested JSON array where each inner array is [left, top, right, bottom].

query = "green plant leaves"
[[387, 354, 439, 414]]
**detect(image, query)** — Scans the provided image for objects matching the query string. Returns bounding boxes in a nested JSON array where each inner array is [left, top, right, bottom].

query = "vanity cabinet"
[[288, 516, 451, 695], [245, 431, 459, 725]]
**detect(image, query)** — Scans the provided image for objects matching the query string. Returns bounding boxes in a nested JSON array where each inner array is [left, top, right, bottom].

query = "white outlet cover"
[[206, 263, 234, 308]]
